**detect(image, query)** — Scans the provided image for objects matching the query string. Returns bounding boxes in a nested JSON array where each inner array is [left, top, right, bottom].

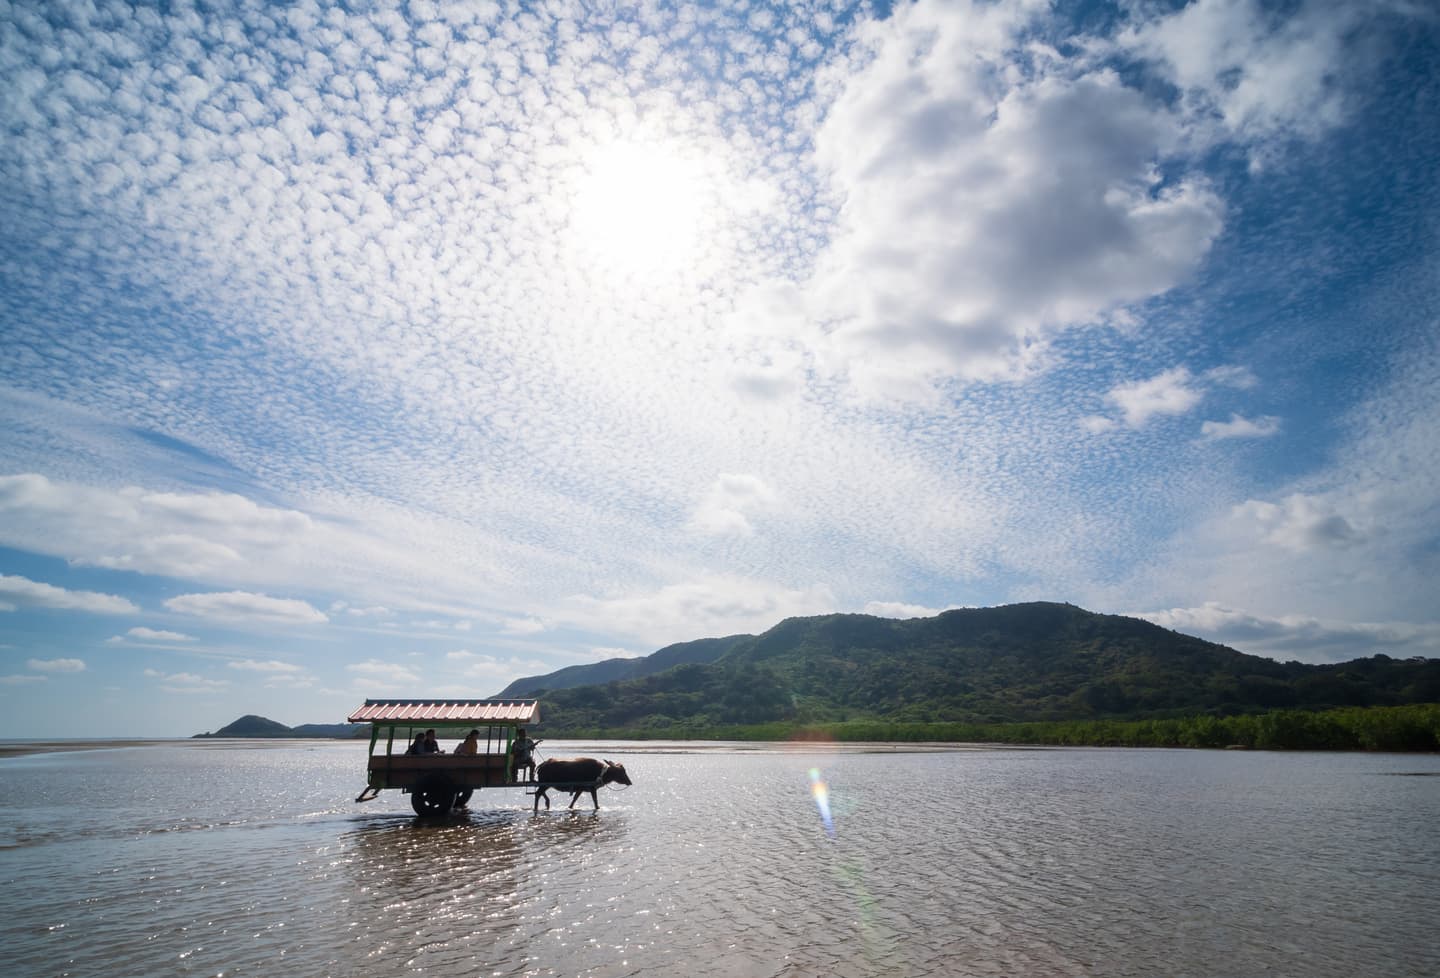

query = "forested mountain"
[[497, 633, 752, 696], [512, 603, 1440, 734], [194, 716, 363, 738]]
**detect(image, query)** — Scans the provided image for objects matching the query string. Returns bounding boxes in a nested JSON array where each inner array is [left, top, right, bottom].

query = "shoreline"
[[0, 737, 1034, 760], [0, 739, 184, 759]]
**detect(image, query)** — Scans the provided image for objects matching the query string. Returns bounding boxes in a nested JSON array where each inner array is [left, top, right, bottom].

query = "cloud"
[[1138, 602, 1440, 663], [800, 1, 1224, 399], [862, 601, 956, 620], [689, 473, 778, 537], [0, 573, 138, 615], [227, 659, 302, 673], [333, 603, 393, 618], [587, 646, 642, 661], [0, 475, 302, 578], [0, 0, 1430, 711], [442, 650, 554, 689], [126, 627, 195, 642], [0, 674, 47, 686], [346, 659, 420, 684], [1086, 365, 1266, 431], [1201, 414, 1281, 440], [143, 668, 229, 694], [1105, 368, 1205, 428], [1119, 0, 1387, 150], [1230, 493, 1368, 552], [164, 591, 328, 624], [500, 617, 546, 635], [27, 658, 86, 673], [565, 575, 836, 647]]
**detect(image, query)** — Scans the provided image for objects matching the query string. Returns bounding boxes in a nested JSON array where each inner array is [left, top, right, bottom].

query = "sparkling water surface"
[[3, 741, 1438, 977]]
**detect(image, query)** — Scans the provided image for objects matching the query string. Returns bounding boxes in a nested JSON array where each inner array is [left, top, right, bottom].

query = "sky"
[[1, 0, 1438, 737]]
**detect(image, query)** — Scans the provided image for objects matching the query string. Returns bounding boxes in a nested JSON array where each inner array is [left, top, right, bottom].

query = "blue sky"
[[2, 0, 1438, 737]]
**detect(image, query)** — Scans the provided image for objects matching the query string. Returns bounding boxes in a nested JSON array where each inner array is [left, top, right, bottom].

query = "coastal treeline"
[[557, 703, 1440, 752]]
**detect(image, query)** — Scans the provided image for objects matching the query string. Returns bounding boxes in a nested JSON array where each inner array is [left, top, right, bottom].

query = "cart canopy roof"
[[347, 698, 539, 726]]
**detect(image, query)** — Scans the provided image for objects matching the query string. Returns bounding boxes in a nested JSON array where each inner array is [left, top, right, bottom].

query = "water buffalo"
[[533, 757, 632, 812]]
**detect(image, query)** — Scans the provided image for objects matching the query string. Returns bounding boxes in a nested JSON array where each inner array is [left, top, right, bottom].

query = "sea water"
[[3, 741, 1437, 977]]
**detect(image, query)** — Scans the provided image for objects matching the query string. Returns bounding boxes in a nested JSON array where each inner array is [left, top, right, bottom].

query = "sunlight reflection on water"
[[2, 742, 1438, 977]]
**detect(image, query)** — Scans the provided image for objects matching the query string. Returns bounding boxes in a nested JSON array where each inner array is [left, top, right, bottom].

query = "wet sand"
[[0, 739, 183, 759]]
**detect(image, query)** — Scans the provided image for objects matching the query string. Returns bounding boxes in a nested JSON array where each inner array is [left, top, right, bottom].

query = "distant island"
[[193, 715, 366, 739], [198, 602, 1440, 751]]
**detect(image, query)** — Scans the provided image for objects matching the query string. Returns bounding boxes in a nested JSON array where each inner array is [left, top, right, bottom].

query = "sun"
[[568, 140, 709, 278]]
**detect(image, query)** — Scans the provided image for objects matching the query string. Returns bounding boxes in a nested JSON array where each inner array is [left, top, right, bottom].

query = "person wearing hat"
[[511, 727, 542, 781]]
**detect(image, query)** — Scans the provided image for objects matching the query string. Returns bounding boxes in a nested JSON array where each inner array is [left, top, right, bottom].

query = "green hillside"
[[524, 603, 1440, 734], [498, 633, 751, 696], [194, 716, 365, 739], [195, 714, 294, 738]]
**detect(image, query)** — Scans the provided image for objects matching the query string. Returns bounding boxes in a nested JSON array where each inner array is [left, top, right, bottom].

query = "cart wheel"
[[453, 789, 474, 809], [411, 775, 457, 816]]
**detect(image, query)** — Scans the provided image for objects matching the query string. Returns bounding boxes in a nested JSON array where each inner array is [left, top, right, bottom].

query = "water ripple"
[[3, 744, 1439, 976]]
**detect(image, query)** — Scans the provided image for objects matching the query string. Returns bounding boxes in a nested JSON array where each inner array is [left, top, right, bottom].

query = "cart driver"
[[511, 728, 542, 781]]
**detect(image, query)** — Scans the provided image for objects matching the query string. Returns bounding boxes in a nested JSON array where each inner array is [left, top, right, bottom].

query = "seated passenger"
[[511, 727, 542, 781], [422, 729, 443, 753], [405, 732, 426, 755], [454, 729, 480, 755]]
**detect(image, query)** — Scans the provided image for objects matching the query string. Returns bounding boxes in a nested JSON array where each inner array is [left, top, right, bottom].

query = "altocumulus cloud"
[[0, 0, 1433, 709]]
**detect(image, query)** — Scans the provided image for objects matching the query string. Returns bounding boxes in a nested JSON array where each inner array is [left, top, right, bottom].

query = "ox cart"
[[348, 698, 545, 815]]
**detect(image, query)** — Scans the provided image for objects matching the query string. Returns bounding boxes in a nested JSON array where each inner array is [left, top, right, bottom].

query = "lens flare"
[[809, 767, 835, 839]]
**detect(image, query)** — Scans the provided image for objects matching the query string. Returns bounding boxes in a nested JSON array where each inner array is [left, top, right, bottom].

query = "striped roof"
[[347, 698, 540, 724]]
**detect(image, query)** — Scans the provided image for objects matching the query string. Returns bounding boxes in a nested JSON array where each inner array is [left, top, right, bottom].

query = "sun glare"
[[569, 141, 709, 277]]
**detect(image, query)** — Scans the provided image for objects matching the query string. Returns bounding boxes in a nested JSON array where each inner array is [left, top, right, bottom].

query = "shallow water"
[[3, 741, 1438, 977]]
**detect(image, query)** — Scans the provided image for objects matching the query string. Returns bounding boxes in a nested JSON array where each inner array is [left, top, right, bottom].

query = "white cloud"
[[338, 604, 393, 618], [1138, 602, 1440, 663], [0, 0, 1430, 718], [346, 659, 420, 684], [588, 646, 642, 661], [565, 575, 836, 647], [0, 475, 303, 579], [1230, 493, 1368, 552], [801, 1, 1224, 399], [689, 473, 778, 537], [500, 617, 546, 635], [143, 668, 229, 694], [1204, 365, 1259, 389], [1106, 368, 1204, 428], [227, 659, 303, 673], [1087, 364, 1265, 431], [27, 658, 86, 673], [164, 591, 328, 624], [863, 601, 955, 620], [0, 674, 47, 686], [1120, 0, 1383, 150], [1201, 414, 1281, 440], [126, 627, 195, 642], [0, 573, 138, 615]]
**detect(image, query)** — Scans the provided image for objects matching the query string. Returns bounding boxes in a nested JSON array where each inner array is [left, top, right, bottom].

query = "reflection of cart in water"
[[348, 698, 541, 815]]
